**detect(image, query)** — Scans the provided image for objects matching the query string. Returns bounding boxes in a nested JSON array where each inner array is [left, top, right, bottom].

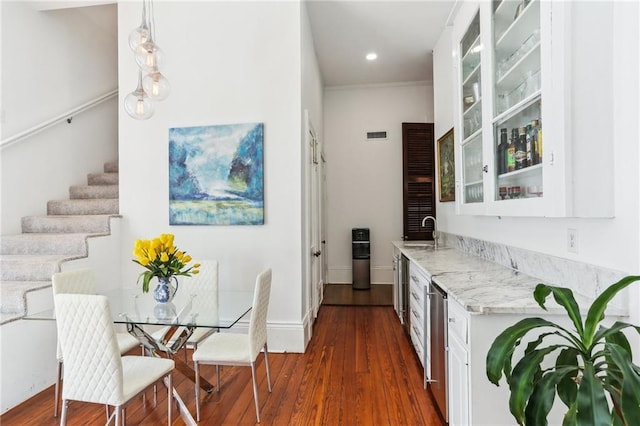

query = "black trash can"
[[352, 228, 370, 290]]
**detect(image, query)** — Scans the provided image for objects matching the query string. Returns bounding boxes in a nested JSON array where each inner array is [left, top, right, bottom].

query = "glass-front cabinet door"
[[459, 10, 484, 207], [492, 0, 543, 204], [452, 0, 614, 218]]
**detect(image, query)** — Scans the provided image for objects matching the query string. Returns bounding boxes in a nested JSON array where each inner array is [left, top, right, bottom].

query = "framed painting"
[[437, 128, 455, 202], [168, 122, 264, 225]]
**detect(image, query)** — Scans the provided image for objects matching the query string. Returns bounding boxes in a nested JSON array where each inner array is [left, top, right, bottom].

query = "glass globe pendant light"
[[124, 71, 154, 120], [134, 0, 165, 73], [142, 68, 170, 101], [128, 0, 149, 52]]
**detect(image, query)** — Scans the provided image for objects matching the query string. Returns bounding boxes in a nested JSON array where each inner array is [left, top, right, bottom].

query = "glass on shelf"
[[465, 183, 484, 204], [493, 0, 540, 119], [495, 67, 540, 116], [462, 134, 484, 204], [461, 12, 481, 58]]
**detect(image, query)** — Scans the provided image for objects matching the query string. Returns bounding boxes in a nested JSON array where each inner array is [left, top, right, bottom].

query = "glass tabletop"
[[25, 287, 254, 329]]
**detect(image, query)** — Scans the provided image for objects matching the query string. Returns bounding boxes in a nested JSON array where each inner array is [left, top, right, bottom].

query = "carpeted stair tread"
[[69, 184, 118, 199], [0, 281, 51, 314], [47, 198, 119, 215], [0, 254, 73, 281], [21, 215, 115, 234], [88, 172, 118, 185], [1, 233, 102, 255]]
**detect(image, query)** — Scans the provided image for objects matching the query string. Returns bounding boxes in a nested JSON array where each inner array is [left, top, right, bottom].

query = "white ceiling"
[[305, 0, 456, 87]]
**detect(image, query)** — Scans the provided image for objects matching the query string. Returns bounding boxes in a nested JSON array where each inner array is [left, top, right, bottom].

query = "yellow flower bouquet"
[[132, 233, 200, 293]]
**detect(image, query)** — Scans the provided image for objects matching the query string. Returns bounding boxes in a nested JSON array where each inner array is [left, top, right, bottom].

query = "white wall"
[[0, 2, 118, 234], [324, 83, 433, 284], [300, 0, 323, 339], [117, 1, 306, 352], [433, 2, 640, 325]]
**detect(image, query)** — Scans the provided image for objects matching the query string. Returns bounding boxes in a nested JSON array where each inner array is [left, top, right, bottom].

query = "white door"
[[320, 151, 328, 301], [305, 110, 323, 321], [309, 124, 322, 318]]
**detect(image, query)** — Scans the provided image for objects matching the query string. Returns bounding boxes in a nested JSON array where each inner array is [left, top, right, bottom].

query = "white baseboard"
[[225, 319, 307, 354]]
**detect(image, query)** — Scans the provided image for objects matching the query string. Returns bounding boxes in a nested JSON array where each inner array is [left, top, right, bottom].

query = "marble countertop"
[[393, 241, 614, 316]]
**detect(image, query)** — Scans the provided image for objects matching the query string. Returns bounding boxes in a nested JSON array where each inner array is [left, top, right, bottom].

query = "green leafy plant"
[[486, 276, 640, 425]]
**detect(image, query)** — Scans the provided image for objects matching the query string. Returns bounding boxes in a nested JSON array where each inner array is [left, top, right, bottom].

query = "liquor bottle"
[[532, 119, 542, 164], [507, 128, 516, 172], [497, 128, 508, 175], [515, 127, 527, 170], [525, 124, 533, 167], [529, 120, 540, 164]]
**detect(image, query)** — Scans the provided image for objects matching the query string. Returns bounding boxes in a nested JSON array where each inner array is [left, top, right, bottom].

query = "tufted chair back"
[[248, 268, 271, 360], [54, 294, 125, 406]]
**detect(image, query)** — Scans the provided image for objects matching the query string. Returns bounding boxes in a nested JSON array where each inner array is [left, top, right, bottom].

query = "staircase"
[[0, 161, 120, 324]]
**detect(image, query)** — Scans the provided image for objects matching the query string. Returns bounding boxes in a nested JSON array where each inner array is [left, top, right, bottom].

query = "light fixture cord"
[[148, 0, 155, 43], [140, 0, 147, 29]]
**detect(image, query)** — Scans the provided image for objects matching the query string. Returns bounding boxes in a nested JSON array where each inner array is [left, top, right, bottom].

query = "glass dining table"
[[26, 286, 254, 426]]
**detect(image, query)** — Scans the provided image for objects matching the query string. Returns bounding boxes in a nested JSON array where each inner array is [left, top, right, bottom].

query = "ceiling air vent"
[[366, 131, 388, 141]]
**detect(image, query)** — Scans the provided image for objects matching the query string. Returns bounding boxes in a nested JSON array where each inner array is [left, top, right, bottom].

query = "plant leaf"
[[576, 361, 611, 426], [525, 366, 579, 426], [556, 348, 580, 407], [487, 318, 560, 385], [534, 284, 584, 337], [563, 402, 578, 426], [595, 321, 640, 352], [607, 343, 640, 425], [509, 345, 561, 424], [584, 275, 640, 349]]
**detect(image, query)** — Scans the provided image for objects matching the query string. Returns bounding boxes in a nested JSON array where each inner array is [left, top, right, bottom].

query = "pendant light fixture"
[[125, 0, 169, 120], [142, 69, 170, 101], [128, 0, 149, 52], [124, 71, 155, 120]]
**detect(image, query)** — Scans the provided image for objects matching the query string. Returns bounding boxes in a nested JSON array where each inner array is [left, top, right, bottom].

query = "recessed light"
[[366, 52, 378, 61]]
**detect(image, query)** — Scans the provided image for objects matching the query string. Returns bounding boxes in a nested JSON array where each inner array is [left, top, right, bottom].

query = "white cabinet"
[[409, 262, 428, 368], [448, 331, 470, 426], [447, 298, 470, 426], [452, 0, 614, 217], [445, 297, 574, 425]]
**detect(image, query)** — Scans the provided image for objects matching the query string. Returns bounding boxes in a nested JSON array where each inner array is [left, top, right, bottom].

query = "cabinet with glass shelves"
[[457, 9, 486, 212], [491, 0, 543, 209], [452, 0, 616, 217], [454, 0, 553, 216]]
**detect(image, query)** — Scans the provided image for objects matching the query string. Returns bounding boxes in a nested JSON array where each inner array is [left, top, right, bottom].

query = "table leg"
[[127, 323, 214, 392], [173, 356, 214, 392]]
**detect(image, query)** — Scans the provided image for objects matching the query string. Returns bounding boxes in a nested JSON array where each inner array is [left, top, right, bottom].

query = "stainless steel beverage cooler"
[[352, 228, 370, 290]]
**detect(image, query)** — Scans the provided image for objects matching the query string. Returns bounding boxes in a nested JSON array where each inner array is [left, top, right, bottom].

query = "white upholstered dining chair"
[[193, 268, 272, 423], [54, 293, 175, 426], [51, 269, 140, 417], [152, 259, 219, 359]]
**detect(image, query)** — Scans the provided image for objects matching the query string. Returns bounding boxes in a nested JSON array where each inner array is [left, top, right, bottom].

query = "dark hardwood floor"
[[322, 284, 393, 306], [0, 306, 442, 425]]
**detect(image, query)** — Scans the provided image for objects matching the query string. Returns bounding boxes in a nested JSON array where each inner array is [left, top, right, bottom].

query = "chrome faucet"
[[421, 215, 439, 249]]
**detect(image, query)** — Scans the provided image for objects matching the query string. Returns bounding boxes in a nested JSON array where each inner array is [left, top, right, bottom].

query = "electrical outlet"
[[567, 228, 578, 253]]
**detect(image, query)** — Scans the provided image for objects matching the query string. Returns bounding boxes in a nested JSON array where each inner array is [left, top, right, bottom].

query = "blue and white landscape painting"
[[169, 122, 264, 225]]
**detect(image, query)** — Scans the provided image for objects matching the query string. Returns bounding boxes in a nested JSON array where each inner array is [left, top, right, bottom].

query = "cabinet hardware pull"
[[483, 165, 489, 173]]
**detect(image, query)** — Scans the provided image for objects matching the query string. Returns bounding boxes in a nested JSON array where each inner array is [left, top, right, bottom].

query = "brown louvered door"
[[402, 123, 435, 241]]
